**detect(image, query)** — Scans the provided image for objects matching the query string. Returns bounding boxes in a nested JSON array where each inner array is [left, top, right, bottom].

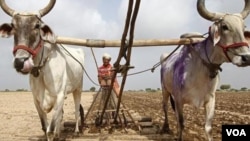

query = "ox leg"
[[160, 89, 172, 134], [33, 98, 48, 134], [73, 89, 82, 134], [47, 94, 64, 141], [175, 100, 184, 141], [204, 95, 215, 141]]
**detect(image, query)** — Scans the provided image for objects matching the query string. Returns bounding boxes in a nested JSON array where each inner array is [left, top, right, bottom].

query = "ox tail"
[[79, 104, 84, 129], [160, 53, 170, 65], [170, 95, 175, 112], [160, 53, 169, 83]]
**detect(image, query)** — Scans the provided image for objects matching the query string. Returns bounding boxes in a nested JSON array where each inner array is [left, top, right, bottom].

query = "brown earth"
[[0, 91, 249, 141]]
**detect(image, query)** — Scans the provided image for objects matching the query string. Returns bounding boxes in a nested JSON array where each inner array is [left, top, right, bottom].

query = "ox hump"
[[180, 32, 204, 38]]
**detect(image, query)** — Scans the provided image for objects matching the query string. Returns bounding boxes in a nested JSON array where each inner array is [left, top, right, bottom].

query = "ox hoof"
[[46, 132, 60, 141], [160, 128, 173, 135], [74, 131, 81, 137]]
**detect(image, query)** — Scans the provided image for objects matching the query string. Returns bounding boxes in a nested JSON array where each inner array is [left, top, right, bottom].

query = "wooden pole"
[[56, 36, 205, 48]]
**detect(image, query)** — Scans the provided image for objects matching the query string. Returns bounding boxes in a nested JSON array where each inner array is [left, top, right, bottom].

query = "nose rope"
[[208, 25, 249, 62], [218, 42, 249, 62], [13, 40, 45, 77], [13, 40, 43, 59]]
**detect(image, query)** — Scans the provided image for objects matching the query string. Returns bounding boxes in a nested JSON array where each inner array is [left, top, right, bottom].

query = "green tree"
[[145, 88, 151, 92], [16, 89, 27, 92], [90, 87, 96, 92], [220, 84, 231, 90], [151, 89, 157, 92], [241, 87, 248, 91]]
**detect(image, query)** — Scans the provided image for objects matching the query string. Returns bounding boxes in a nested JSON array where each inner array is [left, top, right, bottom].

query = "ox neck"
[[191, 38, 222, 78], [31, 40, 50, 77], [203, 37, 226, 65]]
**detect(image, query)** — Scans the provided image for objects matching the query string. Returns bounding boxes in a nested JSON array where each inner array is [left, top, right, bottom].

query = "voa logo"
[[226, 129, 246, 136]]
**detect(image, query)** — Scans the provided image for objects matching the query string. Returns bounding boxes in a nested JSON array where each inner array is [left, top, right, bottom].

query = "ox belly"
[[179, 75, 219, 108], [162, 64, 219, 108]]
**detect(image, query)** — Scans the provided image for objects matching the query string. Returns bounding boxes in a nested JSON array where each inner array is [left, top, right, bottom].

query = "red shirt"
[[98, 64, 112, 77]]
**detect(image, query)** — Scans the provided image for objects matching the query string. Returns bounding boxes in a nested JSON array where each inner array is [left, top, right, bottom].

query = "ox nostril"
[[241, 55, 250, 62], [14, 58, 27, 70], [241, 56, 247, 62]]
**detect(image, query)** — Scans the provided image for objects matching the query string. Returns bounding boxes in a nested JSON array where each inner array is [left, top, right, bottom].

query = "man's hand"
[[103, 75, 111, 80]]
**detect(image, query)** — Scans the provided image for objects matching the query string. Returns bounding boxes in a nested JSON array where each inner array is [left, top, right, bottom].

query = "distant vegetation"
[[1, 89, 29, 92], [220, 84, 231, 90], [218, 84, 250, 92], [1, 85, 249, 92], [89, 87, 96, 92]]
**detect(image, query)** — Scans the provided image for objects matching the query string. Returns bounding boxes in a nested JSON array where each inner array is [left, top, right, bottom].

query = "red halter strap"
[[13, 40, 43, 59], [218, 42, 249, 62]]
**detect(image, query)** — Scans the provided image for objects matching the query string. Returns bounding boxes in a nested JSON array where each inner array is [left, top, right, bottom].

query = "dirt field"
[[0, 91, 249, 141]]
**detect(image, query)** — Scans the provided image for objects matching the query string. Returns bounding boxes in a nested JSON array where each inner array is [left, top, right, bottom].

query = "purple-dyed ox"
[[160, 0, 250, 141]]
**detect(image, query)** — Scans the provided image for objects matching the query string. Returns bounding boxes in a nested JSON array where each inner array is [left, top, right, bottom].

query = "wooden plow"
[[58, 23, 205, 136], [81, 87, 164, 135], [61, 0, 204, 139], [58, 25, 205, 136], [82, 87, 137, 133]]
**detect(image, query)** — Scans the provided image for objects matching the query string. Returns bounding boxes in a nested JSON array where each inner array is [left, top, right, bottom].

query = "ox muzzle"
[[218, 42, 250, 67], [13, 41, 43, 74]]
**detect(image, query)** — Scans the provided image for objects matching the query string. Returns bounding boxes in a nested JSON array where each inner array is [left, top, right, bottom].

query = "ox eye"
[[10, 23, 17, 31], [11, 23, 16, 28], [221, 24, 229, 31], [34, 23, 40, 29]]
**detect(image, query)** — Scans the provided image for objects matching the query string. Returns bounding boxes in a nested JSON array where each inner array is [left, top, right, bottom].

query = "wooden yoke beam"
[[56, 36, 205, 47]]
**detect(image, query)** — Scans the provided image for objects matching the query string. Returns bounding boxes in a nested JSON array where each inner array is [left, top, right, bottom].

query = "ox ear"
[[0, 23, 14, 38], [244, 30, 250, 45], [40, 24, 56, 43], [210, 24, 220, 46]]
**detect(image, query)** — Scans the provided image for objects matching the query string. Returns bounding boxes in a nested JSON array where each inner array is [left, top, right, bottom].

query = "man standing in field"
[[98, 53, 120, 97]]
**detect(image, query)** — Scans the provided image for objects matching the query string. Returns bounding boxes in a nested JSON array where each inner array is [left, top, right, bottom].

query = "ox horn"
[[0, 0, 14, 16], [197, 0, 223, 21], [39, 0, 56, 17], [241, 0, 250, 19]]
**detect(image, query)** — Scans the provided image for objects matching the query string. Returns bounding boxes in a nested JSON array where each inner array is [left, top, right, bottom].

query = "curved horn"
[[197, 0, 223, 21], [39, 0, 56, 17], [241, 0, 250, 19], [0, 0, 14, 16]]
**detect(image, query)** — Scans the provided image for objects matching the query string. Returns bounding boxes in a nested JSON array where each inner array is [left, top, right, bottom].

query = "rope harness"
[[59, 44, 100, 86], [13, 39, 97, 82], [208, 25, 249, 62], [188, 37, 222, 78], [13, 40, 49, 77], [13, 40, 43, 59], [218, 42, 249, 62]]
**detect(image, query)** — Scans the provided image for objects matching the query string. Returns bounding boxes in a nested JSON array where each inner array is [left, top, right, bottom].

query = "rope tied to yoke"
[[119, 33, 208, 75], [126, 32, 219, 78]]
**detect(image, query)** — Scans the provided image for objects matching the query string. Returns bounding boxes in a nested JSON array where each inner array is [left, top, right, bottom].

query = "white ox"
[[160, 0, 250, 141], [0, 0, 84, 140]]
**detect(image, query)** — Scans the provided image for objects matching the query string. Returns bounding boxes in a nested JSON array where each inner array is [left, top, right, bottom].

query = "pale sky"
[[1, 0, 250, 91]]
